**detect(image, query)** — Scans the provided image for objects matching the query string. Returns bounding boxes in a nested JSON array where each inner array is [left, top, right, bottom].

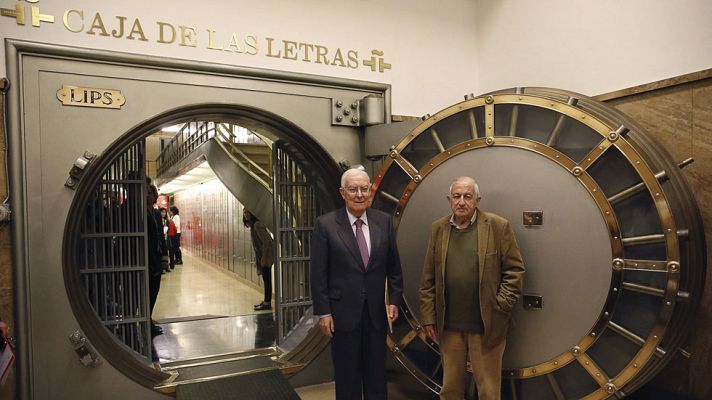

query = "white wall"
[[0, 0, 478, 116], [474, 0, 712, 97], [2, 1, 710, 116]]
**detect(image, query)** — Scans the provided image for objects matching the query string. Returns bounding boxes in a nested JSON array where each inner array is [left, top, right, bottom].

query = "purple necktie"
[[355, 218, 369, 269]]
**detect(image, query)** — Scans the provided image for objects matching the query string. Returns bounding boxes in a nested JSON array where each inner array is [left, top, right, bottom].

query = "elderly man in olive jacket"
[[419, 176, 524, 400]]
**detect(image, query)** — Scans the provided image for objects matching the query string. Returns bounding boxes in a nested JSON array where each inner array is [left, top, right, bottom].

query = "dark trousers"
[[331, 301, 387, 400], [167, 238, 174, 268], [148, 271, 162, 362], [148, 272, 162, 317], [260, 266, 272, 303], [170, 233, 182, 265]]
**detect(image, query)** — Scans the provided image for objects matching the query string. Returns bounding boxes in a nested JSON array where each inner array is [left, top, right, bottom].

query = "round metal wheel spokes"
[[373, 88, 706, 399]]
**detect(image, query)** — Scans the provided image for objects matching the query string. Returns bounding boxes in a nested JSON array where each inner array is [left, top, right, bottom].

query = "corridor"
[[152, 251, 275, 362]]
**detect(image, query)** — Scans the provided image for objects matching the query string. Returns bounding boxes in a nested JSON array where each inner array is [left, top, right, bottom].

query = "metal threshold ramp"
[[155, 347, 303, 396]]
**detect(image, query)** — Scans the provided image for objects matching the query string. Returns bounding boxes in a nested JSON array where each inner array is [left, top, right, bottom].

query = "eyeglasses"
[[344, 185, 371, 195]]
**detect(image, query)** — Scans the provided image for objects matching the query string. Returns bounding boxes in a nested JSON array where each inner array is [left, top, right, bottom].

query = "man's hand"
[[319, 315, 334, 338], [423, 324, 438, 343], [387, 305, 399, 322]]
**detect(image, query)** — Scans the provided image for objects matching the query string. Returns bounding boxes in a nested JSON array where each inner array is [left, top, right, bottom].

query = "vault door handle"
[[69, 330, 101, 368]]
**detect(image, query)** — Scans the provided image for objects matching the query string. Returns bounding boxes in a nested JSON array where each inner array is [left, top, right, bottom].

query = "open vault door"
[[371, 88, 706, 399]]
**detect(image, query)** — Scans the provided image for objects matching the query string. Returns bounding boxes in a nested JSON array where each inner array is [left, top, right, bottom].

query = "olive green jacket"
[[419, 209, 525, 348]]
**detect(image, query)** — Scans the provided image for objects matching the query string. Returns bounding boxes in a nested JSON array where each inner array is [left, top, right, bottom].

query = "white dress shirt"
[[449, 210, 477, 230], [172, 214, 181, 233]]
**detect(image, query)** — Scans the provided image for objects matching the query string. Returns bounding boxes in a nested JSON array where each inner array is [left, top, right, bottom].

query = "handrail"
[[214, 122, 272, 148], [209, 138, 272, 190], [155, 121, 270, 180], [156, 121, 215, 176], [216, 124, 271, 180]]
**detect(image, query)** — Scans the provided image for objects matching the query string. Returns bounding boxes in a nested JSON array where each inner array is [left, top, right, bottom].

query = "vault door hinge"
[[331, 94, 385, 127], [65, 151, 96, 190]]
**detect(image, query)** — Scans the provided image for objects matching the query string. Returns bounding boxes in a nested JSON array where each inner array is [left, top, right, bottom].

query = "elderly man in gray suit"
[[311, 168, 404, 400]]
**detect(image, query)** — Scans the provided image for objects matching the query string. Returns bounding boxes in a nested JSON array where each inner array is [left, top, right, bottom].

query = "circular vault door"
[[372, 88, 706, 399]]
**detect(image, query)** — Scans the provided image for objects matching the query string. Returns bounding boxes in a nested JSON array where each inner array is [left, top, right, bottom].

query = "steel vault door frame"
[[5, 39, 391, 399]]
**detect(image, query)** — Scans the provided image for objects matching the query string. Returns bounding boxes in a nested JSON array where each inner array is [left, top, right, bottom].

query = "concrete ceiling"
[[157, 161, 217, 195]]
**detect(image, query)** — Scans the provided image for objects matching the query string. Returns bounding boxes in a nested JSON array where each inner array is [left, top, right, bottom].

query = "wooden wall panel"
[[604, 74, 712, 399]]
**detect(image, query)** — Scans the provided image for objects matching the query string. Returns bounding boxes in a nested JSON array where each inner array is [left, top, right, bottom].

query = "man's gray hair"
[[448, 176, 481, 197], [341, 168, 370, 187]]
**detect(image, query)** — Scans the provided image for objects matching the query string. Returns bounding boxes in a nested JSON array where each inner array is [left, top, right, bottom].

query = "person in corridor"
[[244, 209, 275, 311], [169, 206, 183, 265], [146, 181, 169, 345], [160, 207, 173, 272]]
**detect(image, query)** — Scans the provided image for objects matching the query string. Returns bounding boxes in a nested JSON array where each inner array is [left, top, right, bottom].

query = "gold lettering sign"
[[2, 1, 393, 73], [56, 85, 126, 109]]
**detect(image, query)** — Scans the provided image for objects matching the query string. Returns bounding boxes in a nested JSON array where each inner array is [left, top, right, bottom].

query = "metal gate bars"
[[272, 141, 322, 343], [75, 140, 152, 359]]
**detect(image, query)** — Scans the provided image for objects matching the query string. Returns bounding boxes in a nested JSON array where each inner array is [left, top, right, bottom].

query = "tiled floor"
[[153, 251, 268, 321], [295, 368, 438, 400], [153, 313, 276, 362], [152, 251, 275, 362], [294, 382, 335, 400]]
